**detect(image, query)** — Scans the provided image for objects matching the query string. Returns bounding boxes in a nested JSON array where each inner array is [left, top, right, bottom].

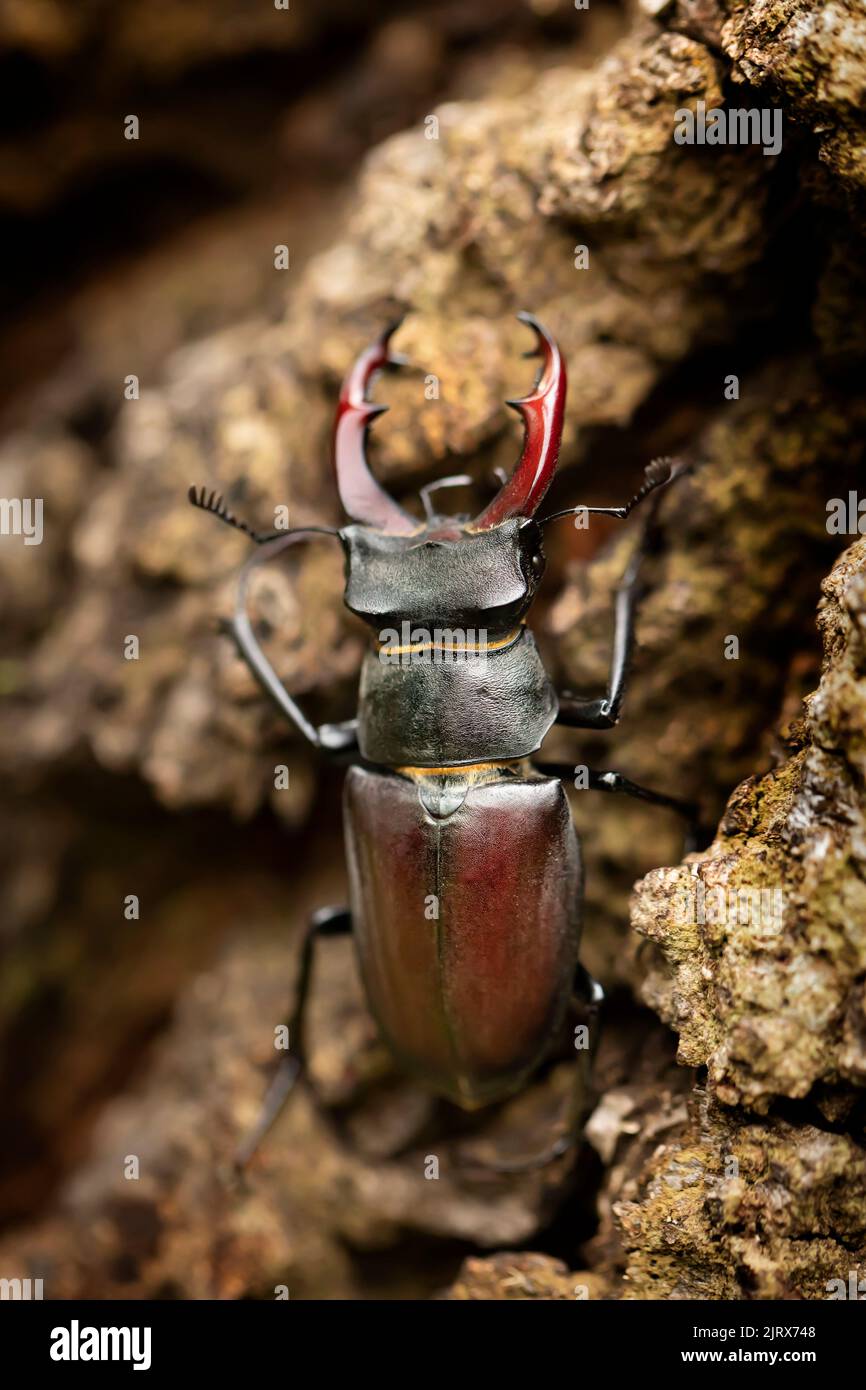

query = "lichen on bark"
[[623, 537, 866, 1296], [633, 537, 866, 1113]]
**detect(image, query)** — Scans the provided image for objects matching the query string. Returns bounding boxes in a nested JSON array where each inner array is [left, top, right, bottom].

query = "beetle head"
[[333, 313, 564, 633], [340, 516, 545, 634]]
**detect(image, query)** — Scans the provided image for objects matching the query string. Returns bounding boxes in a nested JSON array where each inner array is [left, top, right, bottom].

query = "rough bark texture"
[[623, 537, 866, 1298], [1, 0, 865, 1299]]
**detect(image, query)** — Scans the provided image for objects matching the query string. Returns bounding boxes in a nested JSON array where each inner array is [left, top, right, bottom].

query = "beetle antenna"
[[538, 455, 689, 527], [188, 485, 283, 544]]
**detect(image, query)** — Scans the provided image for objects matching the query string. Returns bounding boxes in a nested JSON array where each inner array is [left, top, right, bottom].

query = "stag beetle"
[[190, 313, 696, 1172]]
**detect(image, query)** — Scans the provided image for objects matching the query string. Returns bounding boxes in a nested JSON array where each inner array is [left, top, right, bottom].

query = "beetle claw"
[[333, 319, 417, 533], [470, 313, 565, 529]]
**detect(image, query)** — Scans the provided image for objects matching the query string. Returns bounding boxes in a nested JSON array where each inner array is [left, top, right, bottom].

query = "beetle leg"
[[586, 768, 708, 853], [535, 761, 707, 852], [190, 493, 356, 756], [554, 458, 689, 731], [419, 473, 473, 523], [566, 962, 605, 1143], [555, 509, 661, 732], [229, 531, 360, 758], [234, 905, 351, 1170]]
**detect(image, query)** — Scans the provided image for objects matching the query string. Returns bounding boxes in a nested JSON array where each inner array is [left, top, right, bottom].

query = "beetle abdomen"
[[344, 763, 581, 1109]]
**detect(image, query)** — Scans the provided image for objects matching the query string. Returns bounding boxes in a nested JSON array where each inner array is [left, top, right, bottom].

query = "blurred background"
[[0, 0, 864, 1300]]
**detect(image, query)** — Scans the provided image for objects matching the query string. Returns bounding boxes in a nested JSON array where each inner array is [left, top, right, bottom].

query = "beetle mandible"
[[190, 313, 697, 1172]]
